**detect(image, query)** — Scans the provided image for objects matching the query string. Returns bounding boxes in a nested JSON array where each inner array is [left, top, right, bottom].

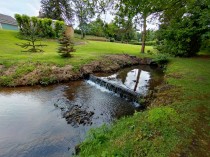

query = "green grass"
[[0, 30, 154, 68], [78, 54, 210, 157], [74, 33, 108, 41]]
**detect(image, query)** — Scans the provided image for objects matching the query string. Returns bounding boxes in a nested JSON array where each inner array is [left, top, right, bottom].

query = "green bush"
[[55, 21, 65, 38], [110, 38, 115, 42], [15, 14, 64, 39], [153, 53, 170, 66]]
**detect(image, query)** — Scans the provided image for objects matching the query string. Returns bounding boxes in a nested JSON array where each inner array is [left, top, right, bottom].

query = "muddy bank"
[[0, 55, 155, 87]]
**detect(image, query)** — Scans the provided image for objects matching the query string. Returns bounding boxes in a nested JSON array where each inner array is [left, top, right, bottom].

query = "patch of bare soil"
[[15, 64, 81, 86], [80, 54, 153, 75]]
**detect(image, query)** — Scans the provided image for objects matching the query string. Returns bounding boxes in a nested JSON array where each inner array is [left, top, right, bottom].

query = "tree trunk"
[[81, 31, 86, 39], [141, 15, 147, 54]]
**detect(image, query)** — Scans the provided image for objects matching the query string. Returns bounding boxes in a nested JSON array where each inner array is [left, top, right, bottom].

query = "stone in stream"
[[63, 105, 94, 127]]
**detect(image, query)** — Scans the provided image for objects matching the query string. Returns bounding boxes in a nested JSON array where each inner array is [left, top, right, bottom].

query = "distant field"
[[0, 30, 154, 68], [74, 33, 109, 42]]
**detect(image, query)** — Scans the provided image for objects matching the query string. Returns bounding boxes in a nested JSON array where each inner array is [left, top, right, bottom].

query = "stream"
[[0, 65, 163, 157]]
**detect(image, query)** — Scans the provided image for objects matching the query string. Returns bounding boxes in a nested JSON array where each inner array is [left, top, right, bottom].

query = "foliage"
[[113, 12, 136, 42], [15, 17, 47, 53], [201, 31, 210, 51], [57, 31, 76, 58], [156, 0, 210, 57], [86, 17, 105, 37], [55, 21, 66, 37], [74, 0, 95, 39], [152, 53, 170, 66], [40, 0, 74, 25], [118, 0, 163, 53], [146, 30, 156, 41], [103, 22, 118, 40], [15, 14, 65, 38]]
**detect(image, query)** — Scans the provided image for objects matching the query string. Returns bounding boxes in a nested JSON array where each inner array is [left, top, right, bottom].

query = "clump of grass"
[[13, 64, 36, 79], [79, 107, 183, 157], [0, 76, 14, 86]]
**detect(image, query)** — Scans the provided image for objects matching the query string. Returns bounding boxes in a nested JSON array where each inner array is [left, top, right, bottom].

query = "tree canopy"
[[38, 0, 210, 57], [40, 0, 74, 25]]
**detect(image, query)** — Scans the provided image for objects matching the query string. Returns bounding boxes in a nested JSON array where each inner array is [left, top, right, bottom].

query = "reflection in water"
[[99, 65, 163, 96], [0, 65, 163, 157]]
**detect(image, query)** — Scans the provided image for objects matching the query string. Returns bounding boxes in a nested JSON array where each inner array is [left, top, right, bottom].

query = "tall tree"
[[73, 0, 95, 39], [40, 0, 74, 25], [119, 0, 163, 53], [87, 17, 105, 37], [114, 11, 136, 42]]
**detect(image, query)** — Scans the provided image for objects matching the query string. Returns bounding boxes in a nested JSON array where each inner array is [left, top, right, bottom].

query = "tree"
[[58, 30, 76, 57], [156, 0, 210, 57], [73, 0, 95, 39], [104, 22, 118, 40], [87, 17, 105, 37], [118, 0, 163, 53], [113, 12, 136, 42], [16, 22, 47, 53], [87, 0, 114, 14], [40, 0, 74, 25]]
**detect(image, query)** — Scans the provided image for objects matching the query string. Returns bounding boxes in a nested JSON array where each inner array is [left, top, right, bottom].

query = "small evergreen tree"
[[57, 31, 75, 58]]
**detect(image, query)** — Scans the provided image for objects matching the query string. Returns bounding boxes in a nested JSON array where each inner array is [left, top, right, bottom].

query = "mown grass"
[[78, 54, 210, 157], [0, 30, 154, 68], [74, 33, 108, 41]]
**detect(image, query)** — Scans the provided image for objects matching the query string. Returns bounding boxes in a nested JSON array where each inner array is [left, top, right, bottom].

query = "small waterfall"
[[87, 74, 140, 103]]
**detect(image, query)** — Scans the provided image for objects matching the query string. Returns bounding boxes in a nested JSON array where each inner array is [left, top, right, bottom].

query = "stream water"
[[0, 65, 163, 157]]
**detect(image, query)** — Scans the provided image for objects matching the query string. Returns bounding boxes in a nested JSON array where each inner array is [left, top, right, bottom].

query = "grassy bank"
[[0, 30, 155, 86], [78, 55, 210, 157]]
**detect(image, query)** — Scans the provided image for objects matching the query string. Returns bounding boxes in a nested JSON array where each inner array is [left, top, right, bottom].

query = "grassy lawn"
[[0, 30, 153, 68], [79, 55, 210, 156]]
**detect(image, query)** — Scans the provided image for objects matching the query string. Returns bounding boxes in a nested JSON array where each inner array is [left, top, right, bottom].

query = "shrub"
[[55, 21, 65, 38], [15, 14, 64, 39], [153, 53, 170, 66], [110, 38, 115, 42]]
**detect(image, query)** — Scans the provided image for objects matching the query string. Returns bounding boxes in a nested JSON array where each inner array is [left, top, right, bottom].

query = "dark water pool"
[[0, 65, 163, 157]]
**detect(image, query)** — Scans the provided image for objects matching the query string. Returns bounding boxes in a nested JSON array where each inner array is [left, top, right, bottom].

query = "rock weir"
[[87, 74, 140, 103]]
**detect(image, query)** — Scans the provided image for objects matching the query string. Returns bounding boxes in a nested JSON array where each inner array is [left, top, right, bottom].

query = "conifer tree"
[[57, 31, 75, 58], [40, 0, 74, 25]]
